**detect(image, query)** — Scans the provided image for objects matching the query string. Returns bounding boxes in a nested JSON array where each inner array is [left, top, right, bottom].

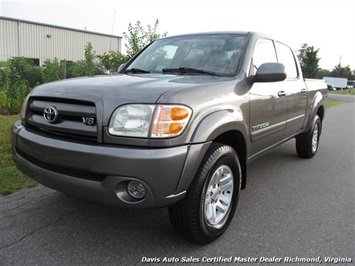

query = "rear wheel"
[[169, 143, 241, 244], [296, 115, 321, 158]]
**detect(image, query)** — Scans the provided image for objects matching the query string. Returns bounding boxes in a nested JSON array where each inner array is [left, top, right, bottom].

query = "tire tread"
[[169, 143, 240, 244]]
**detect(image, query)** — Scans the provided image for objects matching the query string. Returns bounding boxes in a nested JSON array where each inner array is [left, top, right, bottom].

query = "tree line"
[[0, 20, 353, 115], [297, 43, 355, 80]]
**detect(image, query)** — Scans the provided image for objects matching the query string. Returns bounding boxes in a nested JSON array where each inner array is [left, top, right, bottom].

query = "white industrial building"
[[0, 16, 122, 65]]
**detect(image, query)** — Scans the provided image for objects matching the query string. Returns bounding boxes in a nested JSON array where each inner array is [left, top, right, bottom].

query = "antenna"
[[109, 11, 116, 51]]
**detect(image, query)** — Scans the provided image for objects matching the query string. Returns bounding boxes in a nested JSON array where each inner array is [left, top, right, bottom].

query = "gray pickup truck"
[[12, 32, 327, 244]]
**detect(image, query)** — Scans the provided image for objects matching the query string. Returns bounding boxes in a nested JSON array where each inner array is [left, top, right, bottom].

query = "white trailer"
[[322, 77, 348, 90]]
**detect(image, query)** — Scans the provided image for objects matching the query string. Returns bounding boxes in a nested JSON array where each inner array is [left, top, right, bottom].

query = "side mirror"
[[254, 63, 286, 82], [117, 63, 126, 73]]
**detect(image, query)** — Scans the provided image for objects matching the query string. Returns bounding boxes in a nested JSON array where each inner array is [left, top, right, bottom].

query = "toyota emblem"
[[43, 106, 59, 123]]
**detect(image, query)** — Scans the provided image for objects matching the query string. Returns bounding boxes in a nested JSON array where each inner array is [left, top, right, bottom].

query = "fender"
[[190, 108, 248, 143], [175, 109, 248, 193], [304, 91, 326, 132], [176, 109, 249, 192]]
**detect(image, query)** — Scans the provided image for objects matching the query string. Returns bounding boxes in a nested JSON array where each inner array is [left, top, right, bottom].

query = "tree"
[[42, 58, 63, 83], [330, 64, 355, 80], [0, 58, 33, 114], [123, 19, 168, 59], [297, 44, 321, 78], [316, 68, 331, 79], [68, 42, 104, 77], [97, 51, 128, 73], [6, 57, 43, 88], [84, 42, 97, 76]]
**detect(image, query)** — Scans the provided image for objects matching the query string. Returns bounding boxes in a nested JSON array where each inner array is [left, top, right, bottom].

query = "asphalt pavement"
[[0, 94, 354, 265]]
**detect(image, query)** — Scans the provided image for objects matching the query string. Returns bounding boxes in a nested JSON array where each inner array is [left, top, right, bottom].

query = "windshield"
[[126, 34, 248, 77]]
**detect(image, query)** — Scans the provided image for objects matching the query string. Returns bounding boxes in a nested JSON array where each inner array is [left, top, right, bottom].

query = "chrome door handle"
[[278, 91, 286, 97], [301, 88, 307, 93]]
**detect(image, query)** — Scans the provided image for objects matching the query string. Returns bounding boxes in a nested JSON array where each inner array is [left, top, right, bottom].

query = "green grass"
[[0, 115, 37, 195], [329, 88, 355, 95], [327, 99, 344, 108]]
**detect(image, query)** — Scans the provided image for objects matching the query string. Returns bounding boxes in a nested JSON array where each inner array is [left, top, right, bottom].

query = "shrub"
[[0, 42, 127, 115]]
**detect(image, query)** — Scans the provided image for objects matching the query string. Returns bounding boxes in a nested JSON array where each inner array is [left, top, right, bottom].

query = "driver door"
[[249, 38, 287, 156]]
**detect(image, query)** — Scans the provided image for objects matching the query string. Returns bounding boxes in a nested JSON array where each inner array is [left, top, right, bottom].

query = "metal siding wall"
[[0, 18, 122, 64], [0, 19, 19, 60], [19, 23, 44, 58]]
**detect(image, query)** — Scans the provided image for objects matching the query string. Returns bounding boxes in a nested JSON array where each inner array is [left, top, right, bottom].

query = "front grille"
[[26, 97, 98, 141], [16, 148, 106, 182]]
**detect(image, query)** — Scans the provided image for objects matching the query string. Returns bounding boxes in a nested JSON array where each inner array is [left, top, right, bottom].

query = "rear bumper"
[[12, 121, 209, 208]]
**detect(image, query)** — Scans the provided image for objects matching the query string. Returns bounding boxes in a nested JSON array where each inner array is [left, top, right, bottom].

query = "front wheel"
[[296, 115, 322, 158], [168, 143, 241, 244]]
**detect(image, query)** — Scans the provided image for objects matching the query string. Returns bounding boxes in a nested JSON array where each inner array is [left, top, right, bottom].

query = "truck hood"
[[31, 73, 234, 125], [33, 73, 229, 103]]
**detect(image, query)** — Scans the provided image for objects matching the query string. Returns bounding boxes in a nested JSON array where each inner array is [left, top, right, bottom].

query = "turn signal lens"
[[169, 123, 184, 134], [171, 107, 189, 120], [151, 105, 192, 137]]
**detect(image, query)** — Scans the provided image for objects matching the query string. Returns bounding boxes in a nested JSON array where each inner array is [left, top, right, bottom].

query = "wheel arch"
[[214, 131, 247, 190], [317, 105, 325, 121], [305, 91, 326, 132], [316, 105, 325, 136], [190, 110, 248, 190]]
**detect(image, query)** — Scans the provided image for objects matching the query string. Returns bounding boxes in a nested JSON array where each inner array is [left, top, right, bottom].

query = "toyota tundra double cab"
[[12, 32, 327, 244]]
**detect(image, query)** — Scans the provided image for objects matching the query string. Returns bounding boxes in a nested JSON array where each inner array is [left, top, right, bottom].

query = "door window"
[[252, 38, 277, 72], [275, 42, 298, 79]]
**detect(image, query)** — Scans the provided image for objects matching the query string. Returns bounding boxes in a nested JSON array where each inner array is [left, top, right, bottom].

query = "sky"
[[1, 0, 354, 70]]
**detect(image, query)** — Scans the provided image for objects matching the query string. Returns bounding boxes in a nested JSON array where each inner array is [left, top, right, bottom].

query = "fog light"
[[127, 181, 146, 199]]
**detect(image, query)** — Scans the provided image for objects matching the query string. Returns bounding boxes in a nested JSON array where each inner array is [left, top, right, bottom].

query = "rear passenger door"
[[249, 38, 287, 156], [275, 41, 307, 138]]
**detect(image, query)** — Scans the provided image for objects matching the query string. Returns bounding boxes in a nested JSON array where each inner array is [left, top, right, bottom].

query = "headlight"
[[108, 104, 192, 138], [109, 104, 155, 137]]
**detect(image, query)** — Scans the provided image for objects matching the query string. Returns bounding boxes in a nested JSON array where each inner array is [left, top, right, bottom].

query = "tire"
[[169, 143, 241, 244], [296, 114, 321, 158]]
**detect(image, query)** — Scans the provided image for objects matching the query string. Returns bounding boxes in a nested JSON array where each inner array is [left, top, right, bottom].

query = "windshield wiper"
[[124, 68, 150, 74], [162, 67, 223, 77]]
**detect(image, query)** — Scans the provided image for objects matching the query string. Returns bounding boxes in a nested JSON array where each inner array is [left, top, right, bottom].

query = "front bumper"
[[11, 121, 210, 208]]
